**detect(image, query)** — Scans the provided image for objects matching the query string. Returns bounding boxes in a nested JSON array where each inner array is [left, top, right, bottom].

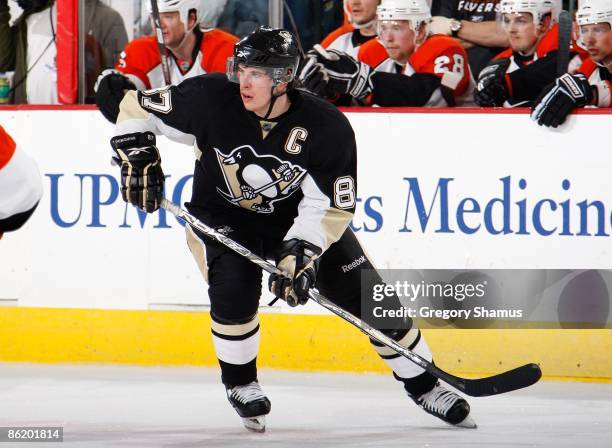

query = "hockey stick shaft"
[[161, 199, 541, 396], [282, 0, 306, 58], [557, 10, 572, 77], [150, 0, 172, 85], [231, 177, 286, 203]]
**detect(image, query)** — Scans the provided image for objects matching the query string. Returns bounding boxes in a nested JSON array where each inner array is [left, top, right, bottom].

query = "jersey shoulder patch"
[[321, 24, 355, 48]]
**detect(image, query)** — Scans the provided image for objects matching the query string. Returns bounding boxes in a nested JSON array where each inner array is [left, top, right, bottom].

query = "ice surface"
[[0, 363, 610, 447]]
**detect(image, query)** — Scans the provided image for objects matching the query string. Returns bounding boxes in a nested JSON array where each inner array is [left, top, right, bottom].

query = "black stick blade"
[[462, 363, 542, 397]]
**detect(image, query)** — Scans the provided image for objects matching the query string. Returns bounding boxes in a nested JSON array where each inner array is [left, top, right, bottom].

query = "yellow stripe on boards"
[[0, 307, 610, 381]]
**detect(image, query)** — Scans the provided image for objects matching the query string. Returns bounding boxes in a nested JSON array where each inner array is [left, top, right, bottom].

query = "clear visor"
[[578, 21, 612, 40], [499, 11, 537, 32], [376, 20, 415, 37], [226, 57, 297, 85]]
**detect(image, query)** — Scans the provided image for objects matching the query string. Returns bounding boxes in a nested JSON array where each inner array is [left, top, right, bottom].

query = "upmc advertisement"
[[1, 109, 611, 310]]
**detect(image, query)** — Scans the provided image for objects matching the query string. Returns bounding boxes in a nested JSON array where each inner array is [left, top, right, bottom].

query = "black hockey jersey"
[[114, 73, 357, 252]]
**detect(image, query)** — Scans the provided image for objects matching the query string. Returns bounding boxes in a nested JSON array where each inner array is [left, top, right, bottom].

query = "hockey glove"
[[311, 45, 373, 100], [474, 59, 511, 107], [269, 239, 322, 307], [110, 131, 164, 213], [530, 73, 594, 128], [297, 53, 329, 97], [95, 69, 137, 123]]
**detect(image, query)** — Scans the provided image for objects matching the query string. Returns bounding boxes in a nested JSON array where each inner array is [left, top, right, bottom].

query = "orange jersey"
[[116, 29, 238, 90], [321, 23, 371, 58], [322, 23, 354, 47], [539, 23, 590, 67], [495, 24, 588, 73], [0, 126, 42, 225], [579, 58, 601, 79], [0, 126, 16, 171], [357, 38, 388, 69], [358, 35, 475, 106]]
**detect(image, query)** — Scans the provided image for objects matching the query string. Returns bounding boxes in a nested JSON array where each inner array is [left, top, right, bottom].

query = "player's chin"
[[386, 48, 399, 58], [587, 50, 602, 61], [163, 38, 178, 49], [241, 99, 257, 111], [512, 41, 529, 53]]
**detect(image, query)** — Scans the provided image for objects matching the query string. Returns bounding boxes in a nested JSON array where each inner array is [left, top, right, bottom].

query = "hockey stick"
[[229, 169, 299, 203], [282, 0, 306, 58], [557, 10, 572, 77], [161, 199, 541, 396], [150, 0, 172, 85]]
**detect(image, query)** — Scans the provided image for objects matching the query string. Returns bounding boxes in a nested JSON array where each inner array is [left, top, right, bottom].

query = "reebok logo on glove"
[[126, 148, 151, 156], [560, 75, 583, 98]]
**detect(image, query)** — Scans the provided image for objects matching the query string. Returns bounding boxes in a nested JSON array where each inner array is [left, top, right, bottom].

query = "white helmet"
[[576, 0, 612, 28], [499, 0, 560, 25], [376, 0, 432, 32], [148, 0, 204, 29]]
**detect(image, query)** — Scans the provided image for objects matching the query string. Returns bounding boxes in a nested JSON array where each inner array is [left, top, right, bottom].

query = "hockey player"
[[109, 27, 475, 432], [300, 1, 381, 102], [303, 0, 475, 107], [95, 0, 237, 123], [321, 0, 381, 57], [474, 0, 573, 107], [532, 0, 612, 127], [0, 125, 42, 239]]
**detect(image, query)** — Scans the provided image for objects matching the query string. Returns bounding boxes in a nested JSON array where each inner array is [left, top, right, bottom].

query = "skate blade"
[[454, 414, 477, 429], [242, 415, 266, 433]]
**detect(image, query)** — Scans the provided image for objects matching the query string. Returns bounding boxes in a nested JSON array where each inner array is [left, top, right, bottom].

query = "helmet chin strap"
[[352, 17, 378, 30], [263, 86, 287, 120], [166, 21, 197, 52]]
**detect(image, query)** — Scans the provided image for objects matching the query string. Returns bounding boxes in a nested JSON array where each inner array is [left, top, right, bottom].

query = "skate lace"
[[230, 381, 266, 404], [419, 386, 458, 415]]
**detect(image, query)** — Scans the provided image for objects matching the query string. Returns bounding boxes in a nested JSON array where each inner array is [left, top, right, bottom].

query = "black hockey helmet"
[[227, 26, 300, 85]]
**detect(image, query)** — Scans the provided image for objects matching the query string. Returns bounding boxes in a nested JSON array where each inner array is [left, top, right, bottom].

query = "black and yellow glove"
[[269, 239, 321, 307], [110, 131, 164, 213]]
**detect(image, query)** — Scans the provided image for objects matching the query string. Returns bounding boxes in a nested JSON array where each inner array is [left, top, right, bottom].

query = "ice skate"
[[409, 381, 477, 428], [226, 381, 271, 433]]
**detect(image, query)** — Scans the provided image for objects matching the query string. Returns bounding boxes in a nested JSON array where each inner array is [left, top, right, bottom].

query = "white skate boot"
[[409, 381, 477, 428], [226, 381, 271, 433]]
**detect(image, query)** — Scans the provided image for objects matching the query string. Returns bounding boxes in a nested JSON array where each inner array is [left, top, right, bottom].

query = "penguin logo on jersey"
[[214, 145, 306, 213]]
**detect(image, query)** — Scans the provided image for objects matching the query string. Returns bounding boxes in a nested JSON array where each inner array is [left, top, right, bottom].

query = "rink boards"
[[0, 107, 611, 380]]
